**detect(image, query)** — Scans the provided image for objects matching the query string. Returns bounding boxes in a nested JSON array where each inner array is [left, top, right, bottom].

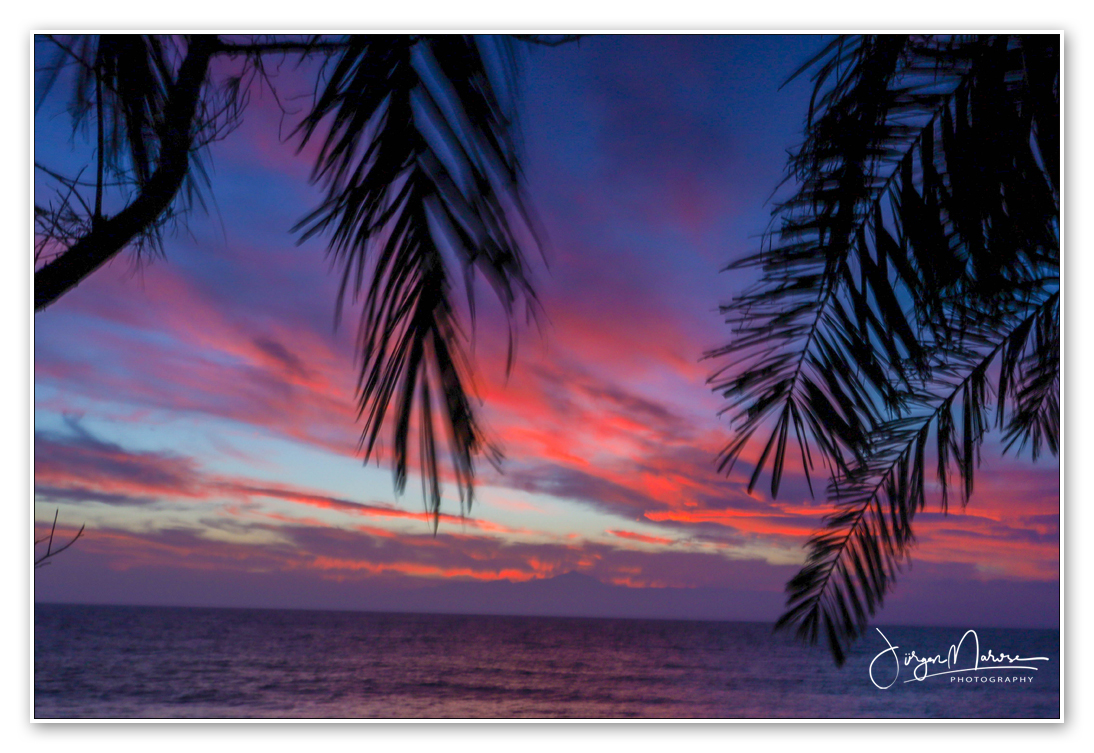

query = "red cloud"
[[607, 529, 673, 545]]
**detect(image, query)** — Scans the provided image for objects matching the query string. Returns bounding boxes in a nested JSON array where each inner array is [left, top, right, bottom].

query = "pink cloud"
[[607, 529, 673, 545]]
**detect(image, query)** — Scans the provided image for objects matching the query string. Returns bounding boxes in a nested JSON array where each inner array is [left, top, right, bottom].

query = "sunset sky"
[[32, 35, 1060, 627]]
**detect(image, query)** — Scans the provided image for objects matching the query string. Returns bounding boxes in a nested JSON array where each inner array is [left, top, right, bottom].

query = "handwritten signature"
[[869, 628, 1049, 690]]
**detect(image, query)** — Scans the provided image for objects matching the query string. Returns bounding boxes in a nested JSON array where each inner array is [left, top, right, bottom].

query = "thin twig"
[[34, 509, 86, 568]]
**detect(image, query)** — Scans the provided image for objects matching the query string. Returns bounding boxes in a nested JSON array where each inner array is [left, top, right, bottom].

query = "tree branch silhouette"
[[35, 35, 218, 310], [35, 509, 86, 569]]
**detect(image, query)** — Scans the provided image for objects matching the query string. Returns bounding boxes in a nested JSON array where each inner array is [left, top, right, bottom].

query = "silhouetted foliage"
[[36, 35, 1060, 659], [35, 509, 86, 569], [292, 35, 541, 520], [34, 34, 563, 527], [708, 34, 1059, 664]]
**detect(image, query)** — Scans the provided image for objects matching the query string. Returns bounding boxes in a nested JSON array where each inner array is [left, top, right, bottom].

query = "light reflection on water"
[[34, 604, 1060, 719]]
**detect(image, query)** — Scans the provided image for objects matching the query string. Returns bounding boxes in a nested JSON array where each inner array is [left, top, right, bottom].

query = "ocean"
[[33, 603, 1060, 719]]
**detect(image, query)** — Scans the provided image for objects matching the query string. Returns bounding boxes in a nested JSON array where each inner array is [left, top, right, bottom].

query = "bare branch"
[[212, 38, 351, 56], [34, 509, 86, 569], [510, 34, 585, 48]]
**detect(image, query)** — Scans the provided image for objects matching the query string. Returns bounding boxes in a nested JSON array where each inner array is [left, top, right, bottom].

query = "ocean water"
[[33, 604, 1060, 719]]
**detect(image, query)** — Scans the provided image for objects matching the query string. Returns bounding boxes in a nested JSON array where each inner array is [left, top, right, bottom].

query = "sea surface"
[[34, 603, 1060, 719]]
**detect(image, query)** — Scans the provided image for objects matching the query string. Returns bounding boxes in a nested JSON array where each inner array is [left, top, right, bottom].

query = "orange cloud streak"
[[607, 529, 673, 545]]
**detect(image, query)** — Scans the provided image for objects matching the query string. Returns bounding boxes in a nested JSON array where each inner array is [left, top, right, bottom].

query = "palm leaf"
[[711, 34, 1059, 663], [293, 35, 540, 526]]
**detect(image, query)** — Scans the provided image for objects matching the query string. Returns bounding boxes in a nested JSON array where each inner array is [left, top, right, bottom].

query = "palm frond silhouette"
[[707, 34, 1059, 664], [35, 35, 1059, 650], [34, 34, 553, 527], [292, 35, 541, 525]]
